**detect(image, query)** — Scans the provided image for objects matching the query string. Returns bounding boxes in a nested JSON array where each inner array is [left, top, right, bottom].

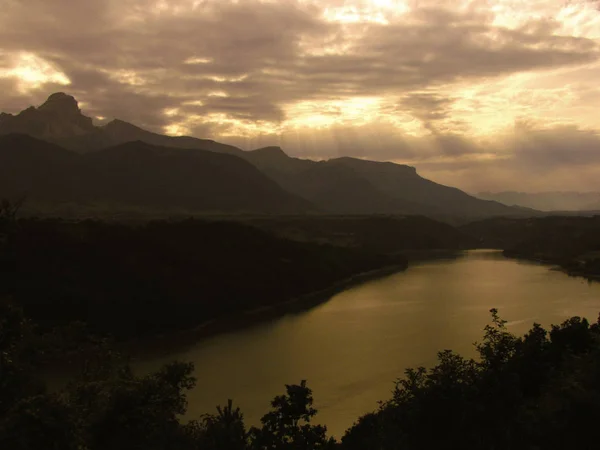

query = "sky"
[[1, 0, 600, 192]]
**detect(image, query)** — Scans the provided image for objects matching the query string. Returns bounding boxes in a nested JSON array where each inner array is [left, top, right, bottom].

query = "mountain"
[[324, 158, 513, 216], [0, 93, 245, 155], [0, 93, 95, 142], [1, 93, 529, 218], [477, 191, 600, 212], [240, 149, 517, 217], [240, 148, 421, 214], [0, 134, 314, 214], [583, 200, 600, 211], [99, 119, 244, 156], [0, 134, 78, 203]]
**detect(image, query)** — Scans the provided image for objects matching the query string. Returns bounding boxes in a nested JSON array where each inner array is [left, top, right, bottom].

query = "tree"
[[342, 310, 600, 450], [0, 197, 24, 222], [0, 300, 43, 416], [250, 381, 335, 450], [0, 303, 203, 450], [194, 399, 248, 450]]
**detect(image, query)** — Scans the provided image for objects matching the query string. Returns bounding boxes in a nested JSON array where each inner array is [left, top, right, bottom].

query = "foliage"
[[194, 399, 248, 450], [249, 380, 336, 450], [246, 215, 475, 253], [0, 197, 24, 224], [462, 215, 600, 277], [2, 218, 400, 339], [342, 309, 600, 450], [0, 198, 23, 298], [3, 277, 600, 449], [0, 300, 44, 416], [0, 301, 335, 449]]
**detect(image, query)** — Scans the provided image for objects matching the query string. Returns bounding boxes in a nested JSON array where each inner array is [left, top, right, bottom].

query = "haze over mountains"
[[0, 93, 525, 217], [0, 134, 314, 214], [478, 191, 600, 212]]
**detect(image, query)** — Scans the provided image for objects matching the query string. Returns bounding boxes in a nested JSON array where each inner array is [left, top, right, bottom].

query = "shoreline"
[[503, 251, 600, 283], [42, 263, 407, 379], [555, 266, 600, 282], [41, 249, 467, 368], [124, 263, 408, 359], [125, 249, 467, 358]]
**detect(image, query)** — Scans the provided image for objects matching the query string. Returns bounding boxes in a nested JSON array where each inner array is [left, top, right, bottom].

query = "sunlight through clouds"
[[298, 0, 600, 141], [0, 52, 70, 93], [284, 97, 383, 128], [323, 0, 411, 24], [2, 0, 600, 190], [489, 0, 600, 37]]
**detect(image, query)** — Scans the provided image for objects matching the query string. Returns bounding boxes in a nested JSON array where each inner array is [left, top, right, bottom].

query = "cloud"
[[416, 122, 600, 192], [511, 122, 600, 169], [0, 0, 600, 191]]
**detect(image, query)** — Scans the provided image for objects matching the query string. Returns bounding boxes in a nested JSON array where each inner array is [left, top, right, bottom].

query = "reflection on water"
[[134, 250, 600, 437]]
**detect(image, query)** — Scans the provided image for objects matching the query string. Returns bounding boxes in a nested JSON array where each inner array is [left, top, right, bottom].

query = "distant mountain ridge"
[[0, 93, 529, 217], [477, 191, 600, 212], [0, 134, 314, 214], [239, 148, 517, 216], [0, 93, 245, 155], [0, 93, 95, 141]]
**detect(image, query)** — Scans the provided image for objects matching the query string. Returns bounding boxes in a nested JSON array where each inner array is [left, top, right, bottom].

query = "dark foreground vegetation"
[[463, 215, 600, 279], [2, 300, 599, 449], [0, 206, 404, 340], [242, 215, 475, 254], [3, 199, 600, 448]]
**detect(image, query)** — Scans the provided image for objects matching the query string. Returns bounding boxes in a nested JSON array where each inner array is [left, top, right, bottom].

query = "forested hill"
[[243, 215, 476, 254], [462, 215, 600, 278], [2, 301, 599, 449], [0, 134, 314, 214], [0, 216, 404, 339], [1, 93, 528, 219]]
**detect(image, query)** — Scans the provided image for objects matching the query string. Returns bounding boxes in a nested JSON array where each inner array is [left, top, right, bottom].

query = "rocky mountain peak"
[[38, 92, 81, 116], [251, 146, 289, 159], [0, 93, 95, 140]]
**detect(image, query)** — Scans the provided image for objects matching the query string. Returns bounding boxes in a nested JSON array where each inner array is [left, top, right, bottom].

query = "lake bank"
[[42, 252, 455, 387], [125, 249, 468, 358], [503, 250, 600, 283], [123, 262, 408, 359], [39, 249, 467, 373], [132, 249, 600, 437]]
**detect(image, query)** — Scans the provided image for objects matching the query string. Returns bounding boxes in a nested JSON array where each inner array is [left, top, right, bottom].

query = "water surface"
[[135, 250, 600, 437]]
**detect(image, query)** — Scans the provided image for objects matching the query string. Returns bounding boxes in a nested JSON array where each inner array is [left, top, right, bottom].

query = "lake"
[[133, 250, 600, 437]]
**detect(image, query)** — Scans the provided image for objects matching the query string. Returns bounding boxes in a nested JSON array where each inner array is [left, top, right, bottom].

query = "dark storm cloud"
[[400, 93, 455, 123], [1, 0, 598, 130], [183, 95, 285, 122], [511, 123, 600, 169], [1, 0, 600, 190], [0, 1, 327, 123], [412, 122, 600, 192]]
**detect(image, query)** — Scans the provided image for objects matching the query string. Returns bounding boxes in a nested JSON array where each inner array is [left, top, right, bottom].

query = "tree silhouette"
[[250, 380, 335, 450], [342, 309, 600, 450], [194, 399, 248, 450]]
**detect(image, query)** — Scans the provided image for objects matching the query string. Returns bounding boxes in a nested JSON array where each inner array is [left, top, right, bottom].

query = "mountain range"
[[0, 93, 525, 217], [477, 191, 600, 212]]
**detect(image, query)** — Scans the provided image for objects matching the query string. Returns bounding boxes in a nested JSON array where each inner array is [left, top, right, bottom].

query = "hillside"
[[477, 191, 600, 211], [461, 216, 600, 278], [1, 93, 529, 218], [0, 93, 95, 142], [244, 215, 476, 254], [241, 147, 518, 217], [0, 134, 313, 214], [327, 157, 514, 216], [0, 218, 403, 338], [0, 93, 244, 155]]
